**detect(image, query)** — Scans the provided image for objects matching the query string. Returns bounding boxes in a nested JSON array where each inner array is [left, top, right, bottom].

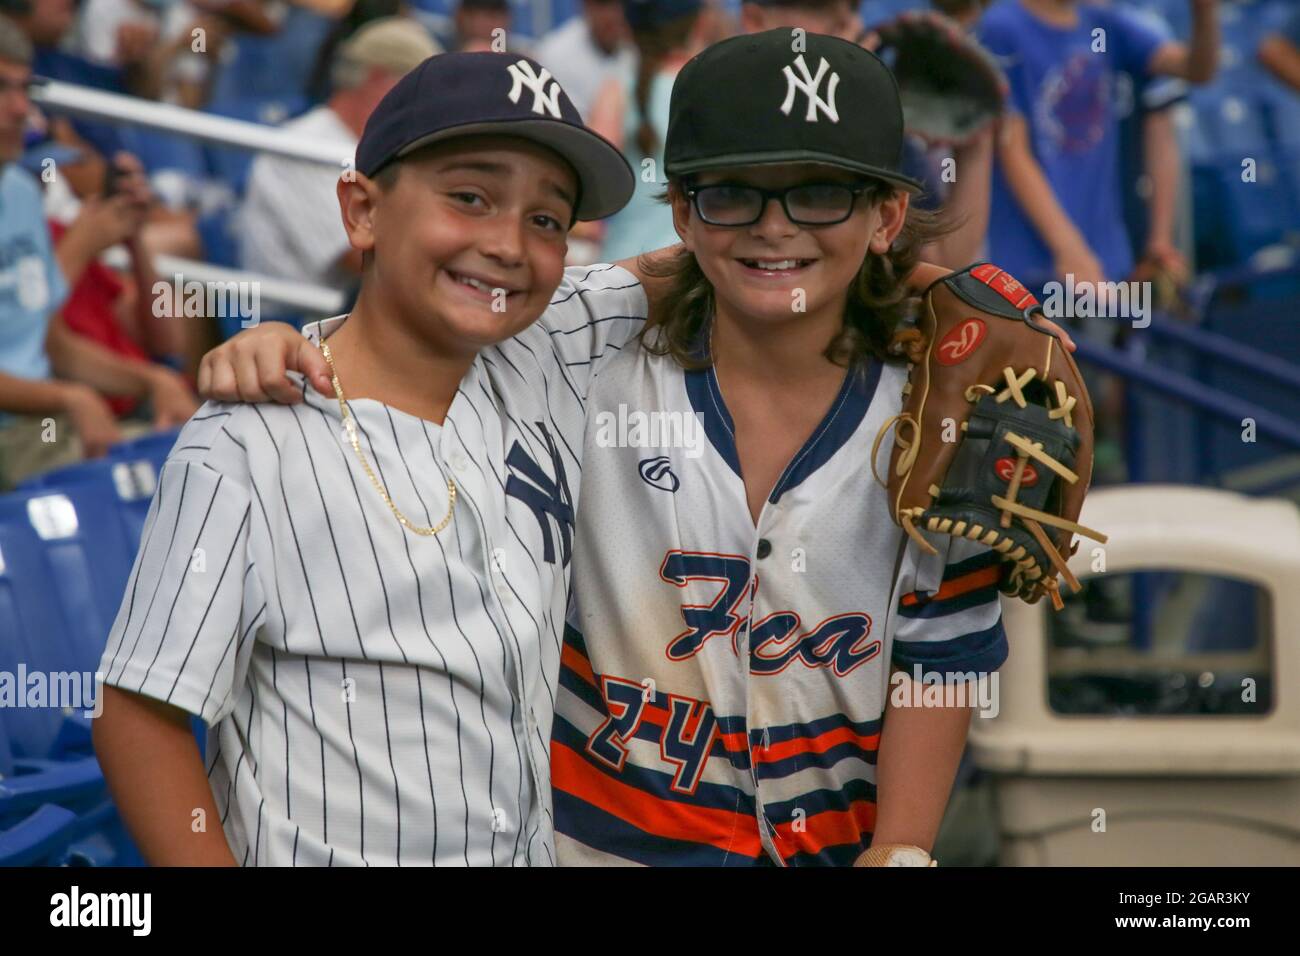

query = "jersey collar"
[[682, 321, 884, 503]]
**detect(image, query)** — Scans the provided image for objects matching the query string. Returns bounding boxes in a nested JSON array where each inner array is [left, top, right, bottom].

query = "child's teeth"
[[753, 259, 799, 269]]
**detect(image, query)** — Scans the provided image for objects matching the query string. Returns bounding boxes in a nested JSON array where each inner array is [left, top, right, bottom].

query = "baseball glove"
[[872, 263, 1108, 609], [872, 10, 1007, 147]]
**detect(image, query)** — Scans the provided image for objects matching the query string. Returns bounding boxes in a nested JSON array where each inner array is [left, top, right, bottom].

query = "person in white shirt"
[[238, 17, 438, 314], [531, 0, 633, 121]]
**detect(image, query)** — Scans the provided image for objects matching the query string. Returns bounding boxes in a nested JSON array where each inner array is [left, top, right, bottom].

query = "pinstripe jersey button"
[[451, 451, 470, 473]]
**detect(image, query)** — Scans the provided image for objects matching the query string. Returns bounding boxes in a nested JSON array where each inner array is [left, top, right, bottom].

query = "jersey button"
[[756, 538, 772, 559]]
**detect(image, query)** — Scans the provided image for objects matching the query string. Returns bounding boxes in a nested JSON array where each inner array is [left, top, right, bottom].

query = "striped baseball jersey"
[[552, 335, 1009, 867], [99, 264, 646, 866]]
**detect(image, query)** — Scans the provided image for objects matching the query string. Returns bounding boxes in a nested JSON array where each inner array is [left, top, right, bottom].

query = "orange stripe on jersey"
[[900, 564, 1000, 607], [754, 725, 880, 765], [552, 741, 763, 857], [560, 644, 598, 689], [717, 729, 749, 754], [773, 798, 877, 858]]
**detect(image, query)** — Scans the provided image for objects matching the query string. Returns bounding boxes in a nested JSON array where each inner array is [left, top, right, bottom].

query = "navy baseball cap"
[[355, 51, 635, 221], [664, 30, 923, 192]]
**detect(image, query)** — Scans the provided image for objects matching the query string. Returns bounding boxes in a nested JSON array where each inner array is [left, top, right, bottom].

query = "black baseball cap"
[[664, 29, 923, 192], [355, 51, 635, 220]]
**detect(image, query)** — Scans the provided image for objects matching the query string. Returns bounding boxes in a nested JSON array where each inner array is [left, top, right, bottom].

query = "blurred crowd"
[[2, 0, 1299, 490]]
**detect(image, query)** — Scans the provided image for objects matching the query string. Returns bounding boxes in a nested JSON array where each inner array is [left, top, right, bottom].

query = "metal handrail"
[[28, 77, 353, 169], [1073, 338, 1300, 451], [29, 78, 353, 314], [1144, 315, 1300, 392]]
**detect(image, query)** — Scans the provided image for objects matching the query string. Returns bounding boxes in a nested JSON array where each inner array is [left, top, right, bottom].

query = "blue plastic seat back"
[[111, 429, 181, 476], [17, 457, 156, 559], [0, 487, 137, 674], [0, 517, 77, 759], [0, 694, 13, 777]]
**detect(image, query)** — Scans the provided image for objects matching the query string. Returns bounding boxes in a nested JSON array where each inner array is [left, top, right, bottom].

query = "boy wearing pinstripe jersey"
[[92, 51, 645, 866]]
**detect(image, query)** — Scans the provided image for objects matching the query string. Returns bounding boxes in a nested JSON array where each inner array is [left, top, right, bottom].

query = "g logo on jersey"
[[638, 456, 679, 492], [936, 318, 987, 366]]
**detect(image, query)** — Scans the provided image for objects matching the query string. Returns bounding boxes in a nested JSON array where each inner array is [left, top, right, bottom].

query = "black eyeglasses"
[[683, 181, 876, 227]]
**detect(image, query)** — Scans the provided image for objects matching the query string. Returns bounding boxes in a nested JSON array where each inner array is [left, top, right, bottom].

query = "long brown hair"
[[639, 176, 950, 370], [630, 12, 701, 159]]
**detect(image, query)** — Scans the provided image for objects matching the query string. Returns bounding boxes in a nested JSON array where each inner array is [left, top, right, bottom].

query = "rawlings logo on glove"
[[873, 262, 1109, 609]]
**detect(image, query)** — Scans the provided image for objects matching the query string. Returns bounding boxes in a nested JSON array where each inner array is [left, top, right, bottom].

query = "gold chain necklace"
[[320, 340, 455, 536]]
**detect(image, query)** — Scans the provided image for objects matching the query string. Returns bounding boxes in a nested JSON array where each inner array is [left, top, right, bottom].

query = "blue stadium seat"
[[110, 428, 181, 478], [17, 459, 149, 561], [0, 487, 138, 702], [1188, 87, 1271, 156], [1214, 151, 1299, 259], [0, 494, 148, 867], [0, 804, 85, 866], [18, 429, 180, 552], [0, 513, 83, 759]]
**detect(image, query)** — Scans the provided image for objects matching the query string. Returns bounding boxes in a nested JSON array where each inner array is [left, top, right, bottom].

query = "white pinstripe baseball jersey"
[[99, 264, 646, 866], [552, 333, 1008, 867]]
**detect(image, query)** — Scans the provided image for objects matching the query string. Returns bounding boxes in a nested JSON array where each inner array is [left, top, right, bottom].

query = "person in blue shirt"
[[976, 0, 1219, 295], [0, 20, 197, 488]]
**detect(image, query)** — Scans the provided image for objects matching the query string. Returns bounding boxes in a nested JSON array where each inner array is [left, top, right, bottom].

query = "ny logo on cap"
[[506, 60, 563, 119], [780, 55, 840, 123]]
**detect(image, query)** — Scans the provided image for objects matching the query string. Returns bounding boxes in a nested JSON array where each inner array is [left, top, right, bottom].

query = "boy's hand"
[[197, 323, 332, 404]]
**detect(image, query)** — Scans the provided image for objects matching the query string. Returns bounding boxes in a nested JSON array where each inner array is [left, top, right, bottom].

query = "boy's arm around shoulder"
[[198, 320, 333, 405]]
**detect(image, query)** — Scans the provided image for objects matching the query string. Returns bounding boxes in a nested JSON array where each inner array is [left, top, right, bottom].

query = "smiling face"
[[340, 135, 577, 357], [670, 163, 907, 334]]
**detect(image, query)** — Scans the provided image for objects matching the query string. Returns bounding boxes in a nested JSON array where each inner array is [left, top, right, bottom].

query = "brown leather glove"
[[873, 263, 1108, 609]]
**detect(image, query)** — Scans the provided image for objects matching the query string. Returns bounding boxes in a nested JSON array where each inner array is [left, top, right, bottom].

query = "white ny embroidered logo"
[[780, 55, 840, 123], [506, 60, 563, 118]]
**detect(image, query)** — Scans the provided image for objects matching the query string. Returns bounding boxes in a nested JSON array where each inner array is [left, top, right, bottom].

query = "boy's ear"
[[337, 171, 384, 256], [868, 190, 910, 255]]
